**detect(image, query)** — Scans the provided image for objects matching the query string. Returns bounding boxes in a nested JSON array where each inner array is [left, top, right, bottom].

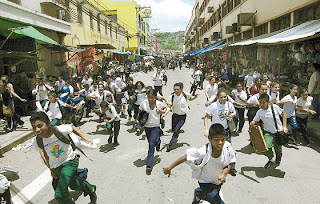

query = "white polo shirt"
[[44, 100, 66, 120], [153, 73, 163, 86], [231, 90, 247, 108], [206, 83, 218, 99], [135, 88, 146, 105], [168, 92, 192, 115], [206, 101, 235, 129], [139, 100, 165, 128], [253, 104, 284, 133], [281, 95, 297, 117]]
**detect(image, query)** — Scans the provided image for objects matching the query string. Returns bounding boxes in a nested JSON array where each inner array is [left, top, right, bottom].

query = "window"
[[235, 0, 241, 7], [77, 4, 83, 24], [115, 27, 118, 39], [97, 15, 101, 32], [228, 0, 234, 13], [222, 3, 227, 18], [294, 3, 320, 25], [243, 29, 252, 39], [89, 11, 94, 30], [110, 23, 112, 38], [271, 14, 290, 32], [105, 20, 108, 35], [254, 23, 268, 37]]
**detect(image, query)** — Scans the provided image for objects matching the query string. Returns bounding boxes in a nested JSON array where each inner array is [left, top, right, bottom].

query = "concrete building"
[[0, 0, 71, 76], [64, 0, 126, 52], [88, 0, 151, 55], [185, 0, 320, 52]]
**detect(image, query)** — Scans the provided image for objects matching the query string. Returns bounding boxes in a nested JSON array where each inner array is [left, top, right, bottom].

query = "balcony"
[[40, 0, 66, 10]]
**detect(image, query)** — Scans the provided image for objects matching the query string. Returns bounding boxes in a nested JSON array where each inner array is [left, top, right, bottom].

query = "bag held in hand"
[[249, 125, 268, 153], [3, 105, 14, 118]]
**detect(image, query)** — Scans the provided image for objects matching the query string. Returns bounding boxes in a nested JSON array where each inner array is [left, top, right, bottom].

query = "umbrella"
[[144, 56, 154, 59]]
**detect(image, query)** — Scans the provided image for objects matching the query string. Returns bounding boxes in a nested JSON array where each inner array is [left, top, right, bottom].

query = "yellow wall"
[[64, 0, 126, 51]]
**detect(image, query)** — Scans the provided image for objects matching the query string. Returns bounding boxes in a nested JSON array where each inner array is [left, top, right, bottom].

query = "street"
[[1, 67, 320, 204]]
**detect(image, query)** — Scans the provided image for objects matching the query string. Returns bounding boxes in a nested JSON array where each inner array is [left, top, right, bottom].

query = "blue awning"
[[202, 41, 225, 53]]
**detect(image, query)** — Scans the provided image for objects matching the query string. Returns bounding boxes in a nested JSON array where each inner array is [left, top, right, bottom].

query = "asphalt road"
[[2, 67, 320, 204]]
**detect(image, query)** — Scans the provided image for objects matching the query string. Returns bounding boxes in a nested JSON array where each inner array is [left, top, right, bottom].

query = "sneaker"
[[275, 158, 281, 165], [237, 129, 242, 134], [230, 169, 237, 176], [264, 160, 273, 169], [114, 142, 120, 146], [146, 167, 152, 175], [166, 145, 172, 152], [89, 185, 97, 203]]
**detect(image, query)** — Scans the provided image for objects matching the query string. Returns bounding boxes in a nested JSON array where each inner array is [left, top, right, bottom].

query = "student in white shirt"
[[296, 88, 317, 146], [32, 78, 54, 110], [191, 67, 202, 95], [279, 84, 299, 145], [269, 81, 280, 104], [87, 84, 115, 117], [137, 89, 167, 175], [153, 68, 164, 96], [43, 92, 70, 126], [163, 123, 236, 204], [251, 93, 288, 169], [100, 101, 121, 145], [55, 76, 65, 92], [231, 82, 247, 133], [30, 112, 96, 203], [246, 83, 269, 124], [308, 63, 320, 120], [205, 76, 218, 102], [165, 82, 198, 152], [133, 81, 146, 121], [244, 69, 255, 92], [81, 74, 93, 87]]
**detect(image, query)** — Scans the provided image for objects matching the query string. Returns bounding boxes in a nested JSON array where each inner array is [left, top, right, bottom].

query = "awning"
[[202, 41, 225, 53], [258, 19, 320, 44], [78, 44, 116, 49], [7, 26, 60, 45], [40, 44, 88, 52], [231, 29, 287, 46], [108, 50, 129, 55]]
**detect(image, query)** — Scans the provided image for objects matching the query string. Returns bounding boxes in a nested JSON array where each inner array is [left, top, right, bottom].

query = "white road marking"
[[12, 169, 51, 204]]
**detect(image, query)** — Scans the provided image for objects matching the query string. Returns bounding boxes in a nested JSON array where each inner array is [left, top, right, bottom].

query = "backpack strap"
[[36, 136, 45, 151], [51, 126, 92, 161]]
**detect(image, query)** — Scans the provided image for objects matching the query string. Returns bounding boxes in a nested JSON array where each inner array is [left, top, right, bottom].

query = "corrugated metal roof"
[[231, 29, 286, 46]]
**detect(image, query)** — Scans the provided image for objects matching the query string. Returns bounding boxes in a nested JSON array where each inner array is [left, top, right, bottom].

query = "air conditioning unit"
[[232, 23, 240, 32], [211, 32, 221, 41], [204, 38, 209, 44], [208, 7, 214, 13], [237, 13, 255, 26], [191, 31, 194, 35], [199, 18, 205, 25], [226, 26, 233, 34]]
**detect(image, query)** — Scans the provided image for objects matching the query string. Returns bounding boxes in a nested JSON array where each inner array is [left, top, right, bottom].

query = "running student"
[[138, 89, 167, 175], [30, 112, 97, 204], [231, 82, 247, 133], [152, 68, 163, 96], [100, 101, 120, 145], [163, 123, 236, 204], [296, 88, 317, 146], [205, 76, 218, 102], [250, 93, 288, 169], [269, 81, 280, 104], [165, 82, 198, 152]]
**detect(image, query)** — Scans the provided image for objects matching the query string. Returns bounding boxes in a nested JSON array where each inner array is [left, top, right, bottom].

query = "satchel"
[[3, 104, 15, 118], [271, 104, 289, 145]]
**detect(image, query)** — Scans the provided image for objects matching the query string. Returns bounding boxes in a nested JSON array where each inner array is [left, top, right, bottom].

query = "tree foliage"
[[154, 31, 184, 51]]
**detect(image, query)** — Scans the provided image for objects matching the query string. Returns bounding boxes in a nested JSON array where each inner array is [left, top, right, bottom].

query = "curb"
[[0, 131, 35, 155]]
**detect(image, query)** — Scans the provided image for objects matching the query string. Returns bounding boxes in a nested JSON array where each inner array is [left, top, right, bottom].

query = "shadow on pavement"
[[48, 190, 83, 204], [236, 143, 255, 155], [240, 166, 286, 183], [133, 155, 161, 168], [99, 143, 117, 153], [160, 142, 190, 152]]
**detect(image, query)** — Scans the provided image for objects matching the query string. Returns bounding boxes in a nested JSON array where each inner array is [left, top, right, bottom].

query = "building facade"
[[185, 0, 320, 52], [0, 0, 71, 76], [88, 0, 150, 55]]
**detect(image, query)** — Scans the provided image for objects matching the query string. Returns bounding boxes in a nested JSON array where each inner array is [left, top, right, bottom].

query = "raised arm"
[[163, 155, 187, 177]]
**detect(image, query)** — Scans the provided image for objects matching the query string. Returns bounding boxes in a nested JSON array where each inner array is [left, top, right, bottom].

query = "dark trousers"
[[7, 112, 24, 130], [145, 127, 161, 168], [199, 76, 205, 89], [190, 81, 200, 96], [107, 120, 120, 143], [0, 101, 4, 119], [194, 183, 223, 204], [154, 86, 163, 96], [296, 116, 309, 143], [86, 99, 95, 116], [133, 104, 140, 119], [0, 188, 12, 204], [169, 114, 186, 146], [235, 107, 245, 131]]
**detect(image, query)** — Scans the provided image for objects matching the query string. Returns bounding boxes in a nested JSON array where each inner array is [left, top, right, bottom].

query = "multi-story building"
[[0, 0, 71, 76], [64, 0, 126, 52], [89, 0, 150, 55], [185, 0, 320, 52]]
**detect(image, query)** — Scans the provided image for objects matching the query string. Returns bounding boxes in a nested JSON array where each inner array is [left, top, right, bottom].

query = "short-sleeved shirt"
[[281, 95, 297, 117], [55, 80, 65, 91], [296, 96, 313, 118], [44, 100, 66, 119], [135, 88, 146, 105], [206, 83, 218, 99], [253, 105, 284, 133], [244, 75, 255, 88], [247, 93, 260, 105], [168, 92, 192, 115], [90, 91, 112, 106], [32, 125, 76, 169], [206, 101, 235, 129], [139, 100, 165, 128], [153, 73, 163, 86], [231, 90, 247, 108], [308, 71, 320, 94], [193, 70, 202, 82], [102, 105, 120, 121], [268, 90, 280, 103]]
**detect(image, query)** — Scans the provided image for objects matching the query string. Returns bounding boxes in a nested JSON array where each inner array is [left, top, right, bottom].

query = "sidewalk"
[[0, 116, 34, 155]]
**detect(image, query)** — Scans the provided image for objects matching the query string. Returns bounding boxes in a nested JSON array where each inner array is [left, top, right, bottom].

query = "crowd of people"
[[1, 60, 319, 204]]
